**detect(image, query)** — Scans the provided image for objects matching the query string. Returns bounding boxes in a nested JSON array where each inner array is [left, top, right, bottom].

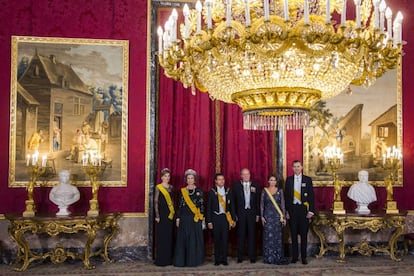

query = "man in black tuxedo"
[[232, 168, 260, 263], [285, 160, 315, 265], [206, 173, 236, 266]]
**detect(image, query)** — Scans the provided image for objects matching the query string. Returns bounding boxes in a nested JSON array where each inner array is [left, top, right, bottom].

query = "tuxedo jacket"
[[284, 174, 315, 214], [206, 187, 235, 224], [232, 181, 260, 217]]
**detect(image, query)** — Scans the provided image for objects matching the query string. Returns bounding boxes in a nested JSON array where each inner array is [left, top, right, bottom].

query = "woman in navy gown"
[[260, 174, 289, 265]]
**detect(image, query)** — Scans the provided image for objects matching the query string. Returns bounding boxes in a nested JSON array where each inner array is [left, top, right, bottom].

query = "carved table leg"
[[9, 228, 31, 271], [102, 219, 119, 263], [336, 227, 346, 263], [312, 221, 327, 258], [389, 223, 404, 262], [83, 229, 97, 269]]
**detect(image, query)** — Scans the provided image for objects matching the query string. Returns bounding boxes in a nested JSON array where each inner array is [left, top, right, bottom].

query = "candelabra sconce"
[[82, 155, 105, 217], [324, 146, 345, 215], [24, 153, 48, 217], [382, 147, 402, 214]]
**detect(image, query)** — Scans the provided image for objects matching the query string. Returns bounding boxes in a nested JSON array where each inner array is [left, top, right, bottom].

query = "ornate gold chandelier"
[[157, 0, 403, 130]]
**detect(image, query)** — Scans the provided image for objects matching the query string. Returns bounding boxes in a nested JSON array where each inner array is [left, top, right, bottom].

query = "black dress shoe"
[[237, 259, 243, 263], [291, 258, 298, 264], [214, 261, 220, 266], [222, 261, 228, 266], [302, 258, 308, 265]]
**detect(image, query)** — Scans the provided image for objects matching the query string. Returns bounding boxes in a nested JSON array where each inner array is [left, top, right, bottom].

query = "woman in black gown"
[[260, 174, 289, 265], [154, 168, 174, 266], [174, 169, 204, 267]]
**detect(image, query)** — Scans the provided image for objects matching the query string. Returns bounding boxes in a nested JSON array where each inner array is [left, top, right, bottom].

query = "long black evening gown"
[[174, 187, 204, 267], [154, 184, 174, 266], [260, 188, 289, 265]]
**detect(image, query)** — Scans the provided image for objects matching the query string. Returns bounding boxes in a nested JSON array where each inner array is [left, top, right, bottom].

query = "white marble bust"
[[49, 170, 80, 216], [347, 170, 377, 214]]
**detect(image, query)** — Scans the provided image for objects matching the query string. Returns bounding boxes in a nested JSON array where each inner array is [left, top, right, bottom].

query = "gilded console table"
[[312, 210, 406, 263], [5, 213, 120, 271]]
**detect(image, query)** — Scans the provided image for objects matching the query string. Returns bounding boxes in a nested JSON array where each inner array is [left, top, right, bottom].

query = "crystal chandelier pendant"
[[244, 110, 310, 131], [158, 0, 403, 131]]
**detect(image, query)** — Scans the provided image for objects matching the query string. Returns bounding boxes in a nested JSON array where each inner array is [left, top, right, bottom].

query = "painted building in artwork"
[[17, 51, 93, 158], [336, 104, 363, 161], [369, 105, 398, 160], [16, 83, 40, 160]]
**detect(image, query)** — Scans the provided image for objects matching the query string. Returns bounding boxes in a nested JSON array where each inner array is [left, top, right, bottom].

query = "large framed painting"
[[304, 60, 402, 187], [9, 36, 129, 187]]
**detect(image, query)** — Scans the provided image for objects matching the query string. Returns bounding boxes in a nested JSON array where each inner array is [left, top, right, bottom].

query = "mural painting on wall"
[[303, 64, 402, 187], [9, 36, 129, 187]]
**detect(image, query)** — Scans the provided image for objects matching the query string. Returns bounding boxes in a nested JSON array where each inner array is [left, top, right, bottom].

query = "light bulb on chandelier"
[[158, 0, 403, 131]]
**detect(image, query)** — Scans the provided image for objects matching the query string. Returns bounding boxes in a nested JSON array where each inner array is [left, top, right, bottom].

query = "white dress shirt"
[[293, 174, 302, 204], [243, 181, 251, 209], [215, 186, 226, 215]]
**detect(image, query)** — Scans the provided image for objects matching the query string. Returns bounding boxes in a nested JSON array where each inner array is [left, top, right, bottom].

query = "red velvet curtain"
[[219, 103, 275, 187], [157, 75, 216, 191], [157, 74, 276, 193]]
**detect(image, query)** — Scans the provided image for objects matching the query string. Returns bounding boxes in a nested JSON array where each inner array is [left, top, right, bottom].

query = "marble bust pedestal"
[[355, 202, 371, 214]]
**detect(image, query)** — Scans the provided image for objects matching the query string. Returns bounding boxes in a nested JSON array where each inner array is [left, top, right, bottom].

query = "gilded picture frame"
[[304, 59, 402, 187], [9, 36, 129, 187]]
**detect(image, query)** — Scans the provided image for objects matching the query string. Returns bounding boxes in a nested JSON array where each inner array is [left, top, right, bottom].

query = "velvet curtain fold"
[[219, 103, 276, 187], [157, 73, 276, 192], [157, 75, 216, 190]]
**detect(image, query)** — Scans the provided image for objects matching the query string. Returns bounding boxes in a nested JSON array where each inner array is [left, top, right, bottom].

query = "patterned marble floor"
[[1, 255, 414, 276]]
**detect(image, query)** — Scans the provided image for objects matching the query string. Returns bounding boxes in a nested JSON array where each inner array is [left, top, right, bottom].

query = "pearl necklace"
[[187, 187, 196, 195]]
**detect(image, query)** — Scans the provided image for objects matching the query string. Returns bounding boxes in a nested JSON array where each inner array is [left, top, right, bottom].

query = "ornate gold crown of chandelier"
[[157, 0, 403, 130]]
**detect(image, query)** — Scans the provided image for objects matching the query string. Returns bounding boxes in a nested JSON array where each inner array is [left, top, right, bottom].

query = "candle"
[[379, 0, 386, 34], [373, 0, 380, 29], [395, 11, 403, 44], [385, 7, 392, 41], [383, 154, 386, 165], [326, 0, 330, 23], [26, 154, 30, 166], [183, 4, 190, 38], [244, 0, 251, 26], [354, 0, 361, 28], [164, 20, 171, 48], [284, 0, 289, 21], [82, 154, 87, 166], [42, 155, 47, 167], [157, 26, 163, 54], [393, 21, 399, 47], [98, 155, 102, 166], [163, 28, 168, 48], [196, 1, 202, 34], [32, 152, 38, 166], [304, 0, 309, 24], [264, 0, 269, 21], [206, 0, 212, 29], [341, 0, 347, 26], [226, 0, 232, 27], [171, 9, 178, 41]]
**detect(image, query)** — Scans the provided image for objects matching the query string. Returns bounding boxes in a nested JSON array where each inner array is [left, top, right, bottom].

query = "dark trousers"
[[288, 204, 309, 260], [237, 209, 256, 261], [212, 214, 229, 263]]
